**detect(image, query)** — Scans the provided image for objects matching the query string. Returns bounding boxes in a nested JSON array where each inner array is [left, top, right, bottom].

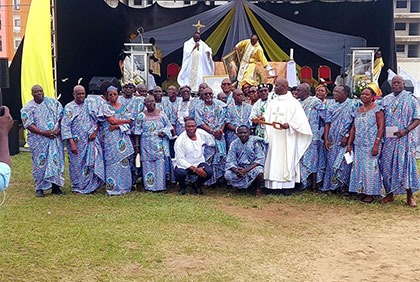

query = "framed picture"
[[350, 47, 377, 96], [203, 75, 229, 95], [222, 50, 240, 83]]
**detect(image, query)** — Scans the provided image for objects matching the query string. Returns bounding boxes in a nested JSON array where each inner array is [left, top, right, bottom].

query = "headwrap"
[[367, 83, 382, 97], [258, 83, 273, 92], [107, 86, 118, 93]]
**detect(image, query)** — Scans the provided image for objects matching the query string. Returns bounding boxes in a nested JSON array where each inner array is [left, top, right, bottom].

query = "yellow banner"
[[206, 7, 235, 55], [21, 0, 55, 107]]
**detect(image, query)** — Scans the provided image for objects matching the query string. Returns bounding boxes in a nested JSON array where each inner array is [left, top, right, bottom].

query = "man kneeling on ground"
[[174, 117, 214, 195], [224, 125, 265, 195]]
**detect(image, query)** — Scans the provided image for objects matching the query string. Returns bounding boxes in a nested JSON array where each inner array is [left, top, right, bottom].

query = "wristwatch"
[[345, 133, 350, 138]]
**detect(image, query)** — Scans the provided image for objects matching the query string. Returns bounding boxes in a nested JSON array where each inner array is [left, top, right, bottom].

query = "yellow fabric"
[[206, 7, 235, 55], [149, 45, 162, 76], [244, 4, 301, 73], [21, 0, 55, 107], [235, 39, 268, 87], [373, 57, 384, 76]]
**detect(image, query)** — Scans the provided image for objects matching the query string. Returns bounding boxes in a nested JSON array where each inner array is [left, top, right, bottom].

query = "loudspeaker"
[[88, 76, 119, 93], [0, 58, 9, 89], [380, 79, 414, 96], [9, 120, 19, 156]]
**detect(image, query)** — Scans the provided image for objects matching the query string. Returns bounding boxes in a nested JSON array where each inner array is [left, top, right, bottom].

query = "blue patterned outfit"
[[189, 97, 202, 120], [118, 95, 144, 185], [102, 103, 134, 195], [194, 99, 227, 186], [61, 99, 105, 194], [299, 96, 326, 187], [249, 98, 269, 138], [225, 102, 252, 149], [162, 97, 181, 128], [21, 97, 65, 190], [349, 105, 383, 196], [318, 99, 334, 188], [134, 110, 173, 191], [321, 98, 359, 191], [174, 99, 194, 135], [379, 90, 420, 195], [225, 136, 266, 189]]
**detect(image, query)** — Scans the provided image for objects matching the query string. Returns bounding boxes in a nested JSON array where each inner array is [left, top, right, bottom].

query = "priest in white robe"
[[177, 32, 214, 92], [261, 78, 312, 192]]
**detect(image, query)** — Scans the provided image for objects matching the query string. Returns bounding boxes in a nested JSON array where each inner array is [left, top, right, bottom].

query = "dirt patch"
[[217, 200, 420, 282]]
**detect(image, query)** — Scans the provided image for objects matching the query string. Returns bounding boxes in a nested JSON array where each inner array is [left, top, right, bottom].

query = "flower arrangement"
[[353, 75, 371, 97]]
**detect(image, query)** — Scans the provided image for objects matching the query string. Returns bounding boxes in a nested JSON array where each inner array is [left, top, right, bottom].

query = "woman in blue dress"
[[102, 86, 134, 195], [346, 87, 384, 203], [134, 95, 173, 192]]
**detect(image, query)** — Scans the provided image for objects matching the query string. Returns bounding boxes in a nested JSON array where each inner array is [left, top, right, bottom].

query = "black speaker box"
[[380, 79, 414, 96], [9, 120, 19, 156], [89, 76, 119, 93], [0, 58, 9, 89]]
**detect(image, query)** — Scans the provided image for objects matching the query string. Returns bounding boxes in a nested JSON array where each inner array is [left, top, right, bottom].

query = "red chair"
[[318, 65, 333, 85], [300, 66, 314, 86], [167, 63, 180, 77]]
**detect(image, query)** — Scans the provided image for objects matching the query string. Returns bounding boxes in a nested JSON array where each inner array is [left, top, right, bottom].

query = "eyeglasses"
[[222, 83, 231, 86], [249, 90, 257, 93]]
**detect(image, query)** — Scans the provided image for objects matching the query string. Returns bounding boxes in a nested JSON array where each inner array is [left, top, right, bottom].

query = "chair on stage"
[[167, 63, 180, 77], [300, 66, 314, 86], [162, 63, 180, 91], [318, 65, 333, 85]]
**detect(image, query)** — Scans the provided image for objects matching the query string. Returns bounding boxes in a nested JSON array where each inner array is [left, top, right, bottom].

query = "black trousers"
[[174, 162, 213, 191]]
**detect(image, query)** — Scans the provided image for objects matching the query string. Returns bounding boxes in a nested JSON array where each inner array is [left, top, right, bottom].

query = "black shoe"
[[51, 185, 65, 195], [192, 183, 198, 194], [281, 189, 292, 196], [179, 188, 186, 195], [35, 190, 44, 197], [196, 186, 204, 195]]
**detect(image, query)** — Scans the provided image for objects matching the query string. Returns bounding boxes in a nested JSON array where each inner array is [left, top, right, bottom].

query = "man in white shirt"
[[174, 117, 215, 195], [0, 106, 13, 191]]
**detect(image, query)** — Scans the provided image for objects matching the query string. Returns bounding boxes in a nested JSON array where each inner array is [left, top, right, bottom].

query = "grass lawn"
[[1, 152, 419, 281]]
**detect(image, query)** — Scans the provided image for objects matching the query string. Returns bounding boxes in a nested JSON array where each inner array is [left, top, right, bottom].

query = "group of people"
[[21, 73, 419, 207]]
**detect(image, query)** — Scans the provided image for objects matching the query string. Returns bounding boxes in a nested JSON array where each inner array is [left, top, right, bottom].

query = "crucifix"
[[193, 20, 205, 32]]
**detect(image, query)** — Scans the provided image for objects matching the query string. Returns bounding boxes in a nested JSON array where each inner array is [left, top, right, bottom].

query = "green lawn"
[[1, 152, 419, 281]]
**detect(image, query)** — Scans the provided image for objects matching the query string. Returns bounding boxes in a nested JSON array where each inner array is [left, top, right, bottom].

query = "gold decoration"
[[193, 20, 205, 32]]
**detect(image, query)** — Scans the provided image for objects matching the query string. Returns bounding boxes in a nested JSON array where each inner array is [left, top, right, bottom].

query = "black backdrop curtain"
[[4, 0, 395, 120]]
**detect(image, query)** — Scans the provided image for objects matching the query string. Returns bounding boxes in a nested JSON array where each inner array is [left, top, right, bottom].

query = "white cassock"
[[264, 92, 312, 189], [177, 38, 214, 92]]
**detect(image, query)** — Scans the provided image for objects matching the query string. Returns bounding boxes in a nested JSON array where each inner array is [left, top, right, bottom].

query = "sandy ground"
[[212, 199, 420, 282]]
